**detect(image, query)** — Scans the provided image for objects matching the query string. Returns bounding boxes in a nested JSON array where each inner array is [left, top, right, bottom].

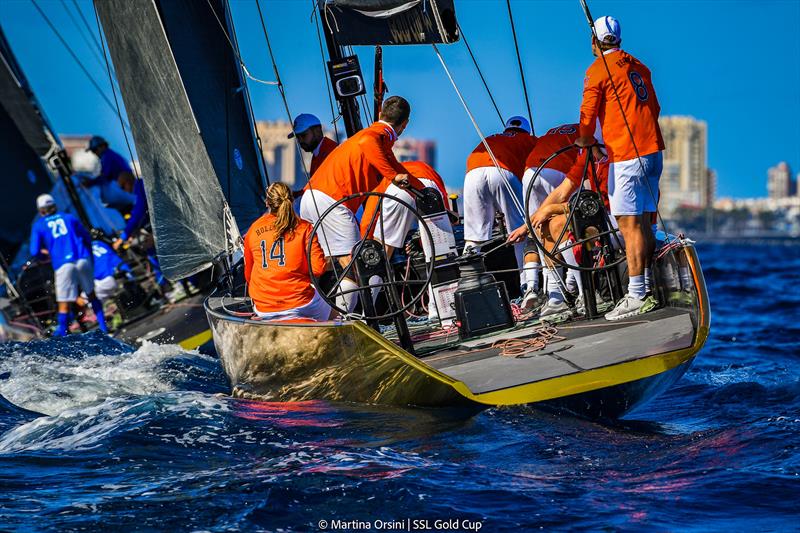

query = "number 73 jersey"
[[242, 213, 327, 313], [579, 49, 665, 163]]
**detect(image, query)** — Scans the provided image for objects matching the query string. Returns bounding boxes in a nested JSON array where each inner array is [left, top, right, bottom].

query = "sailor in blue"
[[85, 135, 136, 210], [29, 194, 108, 336], [91, 240, 132, 301]]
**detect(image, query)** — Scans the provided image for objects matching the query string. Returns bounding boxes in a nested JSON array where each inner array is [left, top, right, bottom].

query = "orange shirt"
[[579, 49, 664, 162], [524, 124, 580, 174], [310, 136, 338, 177], [243, 213, 327, 313], [307, 121, 406, 213], [565, 157, 610, 210], [401, 161, 448, 198], [466, 129, 537, 179], [359, 162, 431, 238]]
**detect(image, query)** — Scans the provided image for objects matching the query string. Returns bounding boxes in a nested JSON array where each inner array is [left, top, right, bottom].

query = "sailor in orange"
[[287, 113, 338, 176], [463, 116, 537, 269], [244, 182, 331, 321], [359, 160, 448, 256], [575, 15, 664, 320], [299, 95, 413, 312], [519, 123, 603, 305], [509, 156, 611, 318]]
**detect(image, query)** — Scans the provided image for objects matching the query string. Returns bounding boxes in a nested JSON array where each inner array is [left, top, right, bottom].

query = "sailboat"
[[0, 23, 213, 349], [97, 0, 709, 419]]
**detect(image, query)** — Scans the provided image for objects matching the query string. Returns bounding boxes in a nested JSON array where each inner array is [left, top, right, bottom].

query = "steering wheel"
[[522, 143, 626, 272], [307, 191, 435, 320]]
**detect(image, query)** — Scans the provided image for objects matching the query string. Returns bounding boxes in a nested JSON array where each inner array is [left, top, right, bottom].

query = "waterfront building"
[[658, 115, 709, 217], [767, 162, 795, 199]]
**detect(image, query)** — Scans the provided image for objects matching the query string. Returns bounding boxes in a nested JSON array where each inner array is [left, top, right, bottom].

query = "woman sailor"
[[243, 182, 332, 321]]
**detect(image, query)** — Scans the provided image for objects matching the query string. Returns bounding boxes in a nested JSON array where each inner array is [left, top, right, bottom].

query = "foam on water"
[[0, 334, 216, 416]]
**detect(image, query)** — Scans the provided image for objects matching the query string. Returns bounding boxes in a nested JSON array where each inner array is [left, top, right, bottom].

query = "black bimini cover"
[[320, 0, 459, 45], [95, 0, 268, 280], [0, 27, 56, 259]]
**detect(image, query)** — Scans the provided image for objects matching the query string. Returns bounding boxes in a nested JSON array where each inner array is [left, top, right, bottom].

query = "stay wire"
[[31, 0, 130, 131], [92, 5, 138, 181], [69, 0, 104, 58], [505, 0, 534, 134], [311, 1, 340, 142], [431, 43, 525, 219], [58, 0, 105, 71], [578, 0, 672, 240], [253, 0, 337, 269], [457, 22, 504, 127]]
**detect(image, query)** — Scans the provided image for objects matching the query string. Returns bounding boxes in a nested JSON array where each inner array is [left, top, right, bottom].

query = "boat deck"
[[381, 306, 696, 395]]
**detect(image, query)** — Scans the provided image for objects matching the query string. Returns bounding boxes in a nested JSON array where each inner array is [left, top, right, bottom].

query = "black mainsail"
[[95, 0, 268, 280]]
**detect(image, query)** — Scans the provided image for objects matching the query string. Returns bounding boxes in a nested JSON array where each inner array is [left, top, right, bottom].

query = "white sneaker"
[[521, 287, 545, 311], [604, 294, 658, 321], [539, 299, 571, 320]]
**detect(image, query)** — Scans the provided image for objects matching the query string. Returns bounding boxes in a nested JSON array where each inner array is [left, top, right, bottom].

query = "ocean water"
[[0, 242, 798, 532]]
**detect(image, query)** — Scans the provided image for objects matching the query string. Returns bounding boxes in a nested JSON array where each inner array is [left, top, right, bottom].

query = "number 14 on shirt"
[[259, 237, 286, 268]]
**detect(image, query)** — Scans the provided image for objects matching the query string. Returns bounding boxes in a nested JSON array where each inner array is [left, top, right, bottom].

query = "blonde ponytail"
[[266, 182, 298, 238]]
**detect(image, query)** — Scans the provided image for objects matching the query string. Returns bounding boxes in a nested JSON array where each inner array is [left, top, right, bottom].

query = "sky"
[[2, 0, 799, 199]]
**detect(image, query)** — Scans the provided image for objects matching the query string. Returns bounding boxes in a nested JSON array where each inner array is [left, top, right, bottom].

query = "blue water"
[[1, 243, 798, 531]]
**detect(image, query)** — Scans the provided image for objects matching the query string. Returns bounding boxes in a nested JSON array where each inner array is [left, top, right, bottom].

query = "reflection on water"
[[0, 242, 798, 530]]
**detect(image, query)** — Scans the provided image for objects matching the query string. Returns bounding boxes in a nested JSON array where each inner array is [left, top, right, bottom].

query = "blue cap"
[[288, 114, 321, 138], [86, 135, 108, 152], [505, 116, 531, 134]]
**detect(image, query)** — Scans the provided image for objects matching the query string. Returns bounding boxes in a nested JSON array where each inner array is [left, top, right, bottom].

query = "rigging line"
[[59, 0, 105, 70], [70, 0, 104, 58], [457, 22, 504, 127], [30, 0, 131, 131], [578, 0, 672, 240], [505, 0, 534, 135], [253, 0, 337, 262], [92, 3, 138, 181], [311, 1, 340, 142], [431, 43, 525, 219], [223, 0, 271, 189]]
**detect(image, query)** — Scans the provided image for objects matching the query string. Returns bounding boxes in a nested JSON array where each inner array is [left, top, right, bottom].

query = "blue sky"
[[2, 0, 799, 199]]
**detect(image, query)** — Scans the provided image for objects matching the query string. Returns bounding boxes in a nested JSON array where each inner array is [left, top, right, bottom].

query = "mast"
[[319, 9, 363, 136]]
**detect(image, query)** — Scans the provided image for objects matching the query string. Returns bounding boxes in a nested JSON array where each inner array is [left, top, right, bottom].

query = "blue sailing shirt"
[[91, 240, 131, 280], [120, 178, 148, 240], [99, 148, 133, 185], [29, 212, 92, 270]]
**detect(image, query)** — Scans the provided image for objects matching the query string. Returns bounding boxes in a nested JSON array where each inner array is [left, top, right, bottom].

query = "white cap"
[[594, 16, 621, 45], [36, 194, 55, 210], [505, 115, 531, 134], [288, 113, 321, 138]]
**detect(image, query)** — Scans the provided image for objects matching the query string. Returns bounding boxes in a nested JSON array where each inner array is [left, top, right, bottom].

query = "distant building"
[[767, 162, 795, 199], [658, 116, 709, 217], [255, 121, 309, 189], [60, 134, 92, 157], [256, 120, 437, 188], [393, 138, 436, 167]]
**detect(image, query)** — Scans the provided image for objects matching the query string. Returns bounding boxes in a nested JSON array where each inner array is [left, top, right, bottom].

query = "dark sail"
[[0, 27, 57, 259], [95, 0, 237, 281], [320, 0, 459, 45], [156, 0, 268, 232]]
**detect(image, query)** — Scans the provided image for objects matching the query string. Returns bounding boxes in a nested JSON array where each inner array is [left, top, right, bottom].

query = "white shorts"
[[463, 167, 525, 242], [609, 151, 662, 216], [522, 167, 566, 216], [253, 289, 331, 322], [299, 189, 360, 257], [94, 275, 118, 301], [364, 183, 418, 249], [55, 259, 94, 302]]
